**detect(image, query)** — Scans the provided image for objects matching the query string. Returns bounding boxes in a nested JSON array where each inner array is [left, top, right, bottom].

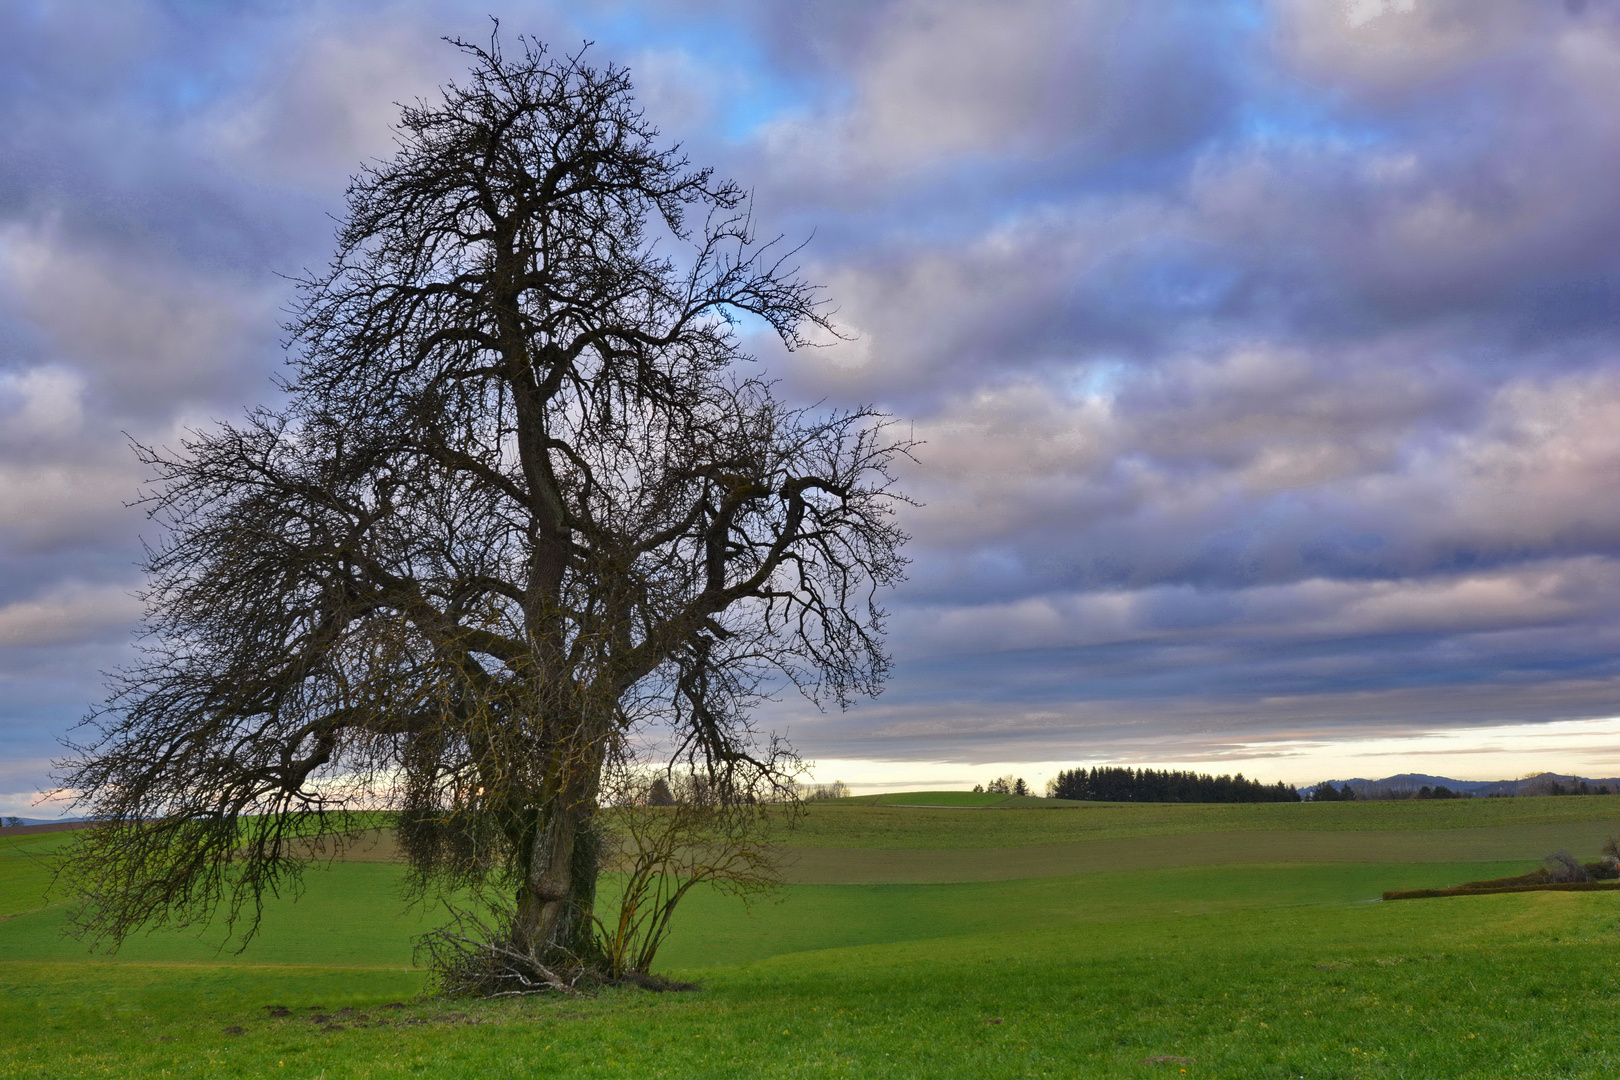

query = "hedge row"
[[1383, 881, 1620, 901]]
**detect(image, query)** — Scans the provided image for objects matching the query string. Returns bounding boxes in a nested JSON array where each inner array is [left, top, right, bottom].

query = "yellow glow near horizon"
[[800, 716, 1620, 794]]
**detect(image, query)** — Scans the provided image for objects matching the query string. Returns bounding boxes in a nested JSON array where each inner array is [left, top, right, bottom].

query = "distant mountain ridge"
[[1308, 772, 1620, 798]]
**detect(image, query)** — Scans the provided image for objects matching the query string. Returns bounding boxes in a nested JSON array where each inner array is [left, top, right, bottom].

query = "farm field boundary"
[[775, 795, 1620, 848], [774, 820, 1620, 883], [127, 818, 1620, 883]]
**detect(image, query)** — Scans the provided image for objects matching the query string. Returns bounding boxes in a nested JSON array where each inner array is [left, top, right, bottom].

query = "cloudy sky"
[[6, 0, 1620, 812]]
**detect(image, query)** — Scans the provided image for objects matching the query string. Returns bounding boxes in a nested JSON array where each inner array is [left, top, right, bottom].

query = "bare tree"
[[1543, 850, 1590, 884], [56, 32, 908, 967], [591, 764, 782, 980], [804, 780, 848, 801]]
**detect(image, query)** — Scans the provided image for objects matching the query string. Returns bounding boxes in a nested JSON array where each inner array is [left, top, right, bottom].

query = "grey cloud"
[[773, 198, 1217, 404], [0, 219, 284, 416], [674, 0, 1620, 762], [743, 0, 1240, 213], [766, 666, 1620, 764], [0, 459, 144, 558], [0, 583, 143, 648], [1268, 0, 1604, 102], [194, 17, 496, 190], [891, 558, 1620, 660], [756, 4, 1620, 407], [897, 366, 1620, 593]]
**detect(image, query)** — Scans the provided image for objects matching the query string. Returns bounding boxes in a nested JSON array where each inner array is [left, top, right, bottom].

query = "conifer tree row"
[[1048, 766, 1300, 803]]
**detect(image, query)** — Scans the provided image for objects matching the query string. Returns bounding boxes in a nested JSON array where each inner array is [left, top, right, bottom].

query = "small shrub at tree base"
[[420, 759, 790, 996], [589, 766, 787, 982]]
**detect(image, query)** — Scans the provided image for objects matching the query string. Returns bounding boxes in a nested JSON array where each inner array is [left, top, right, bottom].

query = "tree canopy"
[[57, 33, 909, 967]]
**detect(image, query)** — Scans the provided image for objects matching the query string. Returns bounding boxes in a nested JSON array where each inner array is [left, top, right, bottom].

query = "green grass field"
[[773, 792, 1620, 847], [4, 796, 1620, 1078], [857, 791, 1079, 808]]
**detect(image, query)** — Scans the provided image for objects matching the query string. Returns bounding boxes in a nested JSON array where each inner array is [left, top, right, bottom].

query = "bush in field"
[[1544, 851, 1590, 883], [805, 781, 849, 801], [590, 770, 783, 980], [1595, 836, 1620, 879]]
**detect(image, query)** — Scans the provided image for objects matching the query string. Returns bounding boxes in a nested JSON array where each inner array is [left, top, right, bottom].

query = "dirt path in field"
[[0, 821, 94, 836], [773, 821, 1620, 883]]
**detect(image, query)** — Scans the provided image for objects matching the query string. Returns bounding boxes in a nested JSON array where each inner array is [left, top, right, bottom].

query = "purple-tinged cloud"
[[5, 1, 1620, 813]]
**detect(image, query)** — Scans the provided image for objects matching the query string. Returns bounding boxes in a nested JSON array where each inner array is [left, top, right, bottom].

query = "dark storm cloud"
[[5, 0, 1620, 810]]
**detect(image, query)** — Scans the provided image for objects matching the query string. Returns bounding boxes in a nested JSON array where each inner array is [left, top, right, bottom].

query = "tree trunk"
[[514, 801, 602, 960]]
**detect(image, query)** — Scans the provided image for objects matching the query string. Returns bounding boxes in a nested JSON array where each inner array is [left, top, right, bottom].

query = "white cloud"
[[0, 218, 279, 413], [0, 461, 142, 552], [200, 22, 460, 188], [1271, 0, 1543, 94], [0, 582, 141, 648], [0, 367, 85, 441], [756, 0, 1230, 184]]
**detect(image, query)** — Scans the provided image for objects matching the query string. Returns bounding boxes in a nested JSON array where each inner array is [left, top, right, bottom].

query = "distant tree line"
[[1311, 777, 1616, 800], [974, 776, 1029, 796], [1311, 782, 1465, 800], [1518, 776, 1613, 797], [1047, 767, 1300, 803]]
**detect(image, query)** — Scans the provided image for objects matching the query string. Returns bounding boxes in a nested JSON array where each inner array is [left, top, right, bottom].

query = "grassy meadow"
[[3, 795, 1620, 1078]]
